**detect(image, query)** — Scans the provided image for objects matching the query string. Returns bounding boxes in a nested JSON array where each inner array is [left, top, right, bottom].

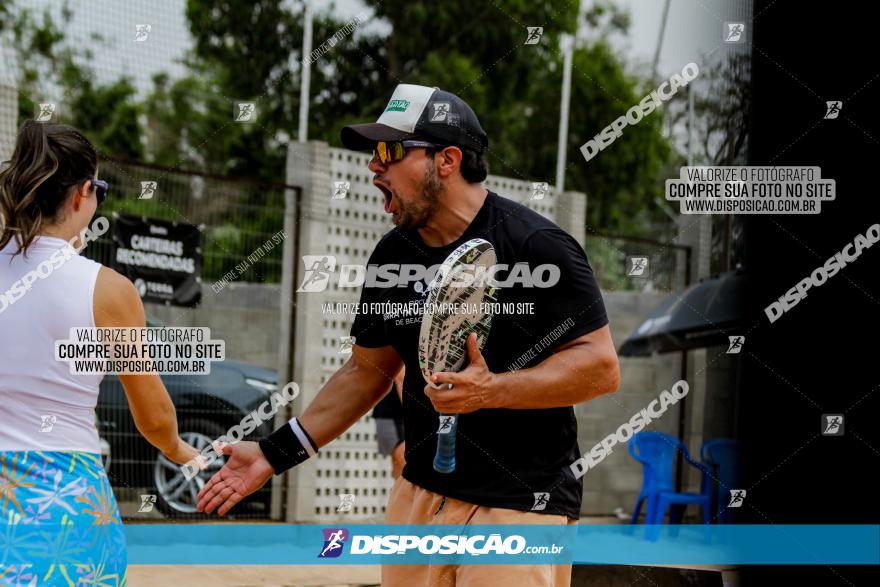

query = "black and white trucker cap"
[[340, 84, 488, 154]]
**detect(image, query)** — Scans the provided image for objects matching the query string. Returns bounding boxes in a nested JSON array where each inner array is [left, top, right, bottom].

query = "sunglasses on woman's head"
[[372, 140, 444, 164]]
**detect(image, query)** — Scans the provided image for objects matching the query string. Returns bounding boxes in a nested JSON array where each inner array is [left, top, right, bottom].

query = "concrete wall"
[[576, 291, 685, 515], [145, 282, 282, 371]]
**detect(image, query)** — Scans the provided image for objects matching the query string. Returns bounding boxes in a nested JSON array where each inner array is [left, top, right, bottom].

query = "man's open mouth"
[[374, 181, 393, 213]]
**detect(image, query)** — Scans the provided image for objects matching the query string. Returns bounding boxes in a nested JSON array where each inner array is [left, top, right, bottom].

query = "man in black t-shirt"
[[198, 84, 621, 587]]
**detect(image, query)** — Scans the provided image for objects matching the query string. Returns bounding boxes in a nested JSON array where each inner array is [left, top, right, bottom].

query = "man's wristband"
[[259, 418, 318, 474]]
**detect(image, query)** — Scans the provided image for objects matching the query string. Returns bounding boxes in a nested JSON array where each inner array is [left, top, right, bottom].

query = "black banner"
[[112, 214, 202, 307]]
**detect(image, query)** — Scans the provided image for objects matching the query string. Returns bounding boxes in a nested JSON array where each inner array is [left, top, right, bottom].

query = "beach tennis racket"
[[418, 238, 498, 474]]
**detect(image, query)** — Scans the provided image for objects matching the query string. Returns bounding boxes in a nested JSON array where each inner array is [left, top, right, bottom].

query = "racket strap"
[[259, 417, 318, 474]]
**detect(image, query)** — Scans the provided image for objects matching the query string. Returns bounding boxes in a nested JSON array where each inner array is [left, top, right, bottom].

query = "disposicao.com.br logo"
[[318, 527, 565, 559], [297, 255, 560, 292]]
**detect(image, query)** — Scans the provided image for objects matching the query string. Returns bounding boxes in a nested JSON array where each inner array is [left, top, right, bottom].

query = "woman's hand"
[[197, 441, 275, 515]]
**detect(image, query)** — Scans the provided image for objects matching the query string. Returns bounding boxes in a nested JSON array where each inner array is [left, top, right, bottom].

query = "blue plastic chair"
[[701, 438, 742, 524], [628, 431, 712, 539]]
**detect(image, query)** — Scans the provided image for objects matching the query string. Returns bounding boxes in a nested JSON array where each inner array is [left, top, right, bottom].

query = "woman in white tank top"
[[0, 121, 200, 586]]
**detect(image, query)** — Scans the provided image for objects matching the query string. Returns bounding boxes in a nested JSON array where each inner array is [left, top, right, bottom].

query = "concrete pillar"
[[281, 140, 332, 522], [556, 189, 587, 247], [676, 215, 712, 284], [675, 214, 712, 492]]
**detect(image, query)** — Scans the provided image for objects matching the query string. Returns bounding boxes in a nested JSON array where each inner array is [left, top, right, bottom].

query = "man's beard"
[[393, 159, 443, 230]]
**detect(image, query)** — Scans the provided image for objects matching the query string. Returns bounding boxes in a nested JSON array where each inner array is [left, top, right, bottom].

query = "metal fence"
[[87, 157, 288, 285], [584, 231, 688, 294], [84, 159, 293, 520]]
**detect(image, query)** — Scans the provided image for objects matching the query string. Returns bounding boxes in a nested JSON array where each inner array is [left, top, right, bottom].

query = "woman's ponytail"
[[0, 120, 97, 256]]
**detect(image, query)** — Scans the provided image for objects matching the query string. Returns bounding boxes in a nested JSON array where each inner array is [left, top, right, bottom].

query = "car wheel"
[[153, 419, 226, 517], [99, 436, 111, 473]]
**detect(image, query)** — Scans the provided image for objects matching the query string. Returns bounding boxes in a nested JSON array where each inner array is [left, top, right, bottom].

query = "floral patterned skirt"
[[0, 451, 127, 586]]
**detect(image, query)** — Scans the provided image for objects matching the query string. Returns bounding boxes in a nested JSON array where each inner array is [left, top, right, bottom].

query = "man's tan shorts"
[[382, 476, 576, 587]]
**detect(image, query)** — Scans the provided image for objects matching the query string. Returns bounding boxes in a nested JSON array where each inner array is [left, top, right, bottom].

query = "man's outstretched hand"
[[197, 441, 274, 515]]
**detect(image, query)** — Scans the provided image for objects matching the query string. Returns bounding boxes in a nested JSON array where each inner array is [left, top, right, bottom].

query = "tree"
[[665, 52, 751, 272], [162, 0, 390, 180], [178, 0, 673, 234]]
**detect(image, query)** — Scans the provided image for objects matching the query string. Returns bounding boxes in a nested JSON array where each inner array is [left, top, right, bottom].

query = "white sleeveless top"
[[0, 235, 104, 453]]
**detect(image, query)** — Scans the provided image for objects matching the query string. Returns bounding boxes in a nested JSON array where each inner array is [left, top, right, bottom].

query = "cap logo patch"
[[430, 102, 450, 122], [385, 99, 411, 113]]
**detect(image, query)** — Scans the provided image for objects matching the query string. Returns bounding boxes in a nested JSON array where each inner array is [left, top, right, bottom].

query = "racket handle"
[[433, 414, 457, 474]]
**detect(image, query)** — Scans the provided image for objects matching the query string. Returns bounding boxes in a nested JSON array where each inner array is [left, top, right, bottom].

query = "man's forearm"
[[298, 361, 388, 448], [491, 344, 619, 409], [259, 346, 402, 474]]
